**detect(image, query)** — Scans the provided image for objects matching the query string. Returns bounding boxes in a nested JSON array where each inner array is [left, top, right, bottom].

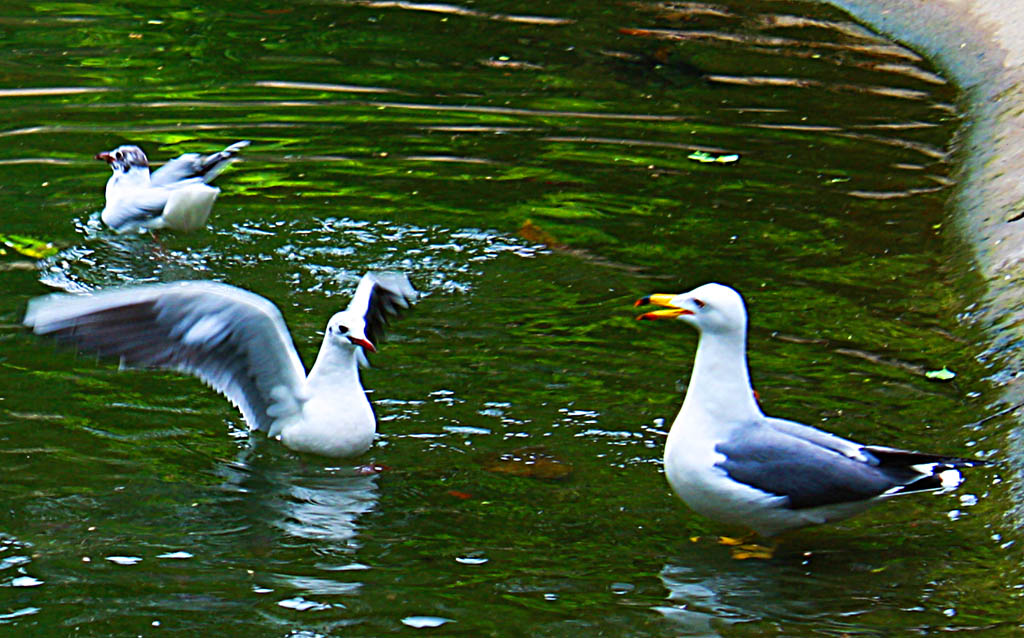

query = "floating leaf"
[[925, 367, 956, 381], [481, 445, 573, 480], [687, 150, 739, 164], [518, 219, 564, 248], [0, 234, 58, 259]]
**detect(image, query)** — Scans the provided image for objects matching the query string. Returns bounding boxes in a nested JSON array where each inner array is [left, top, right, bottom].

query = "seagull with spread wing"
[[635, 283, 985, 547], [24, 272, 416, 457], [96, 140, 249, 233]]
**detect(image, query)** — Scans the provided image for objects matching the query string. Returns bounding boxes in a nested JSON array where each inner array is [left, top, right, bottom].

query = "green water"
[[0, 0, 1020, 635]]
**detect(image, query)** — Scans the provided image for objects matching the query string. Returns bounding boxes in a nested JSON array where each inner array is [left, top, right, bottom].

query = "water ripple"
[[347, 0, 572, 25]]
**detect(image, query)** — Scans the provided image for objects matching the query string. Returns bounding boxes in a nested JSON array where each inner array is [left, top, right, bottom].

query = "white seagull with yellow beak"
[[636, 283, 984, 546]]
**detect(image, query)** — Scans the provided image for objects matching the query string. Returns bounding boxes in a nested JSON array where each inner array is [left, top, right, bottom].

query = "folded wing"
[[101, 185, 171, 231], [715, 417, 981, 510]]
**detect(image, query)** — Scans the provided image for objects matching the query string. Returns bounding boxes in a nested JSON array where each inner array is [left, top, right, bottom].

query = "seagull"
[[23, 272, 417, 458], [96, 140, 250, 233], [635, 282, 984, 544]]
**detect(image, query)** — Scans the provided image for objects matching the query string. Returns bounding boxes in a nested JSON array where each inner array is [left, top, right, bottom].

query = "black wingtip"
[[361, 274, 417, 352]]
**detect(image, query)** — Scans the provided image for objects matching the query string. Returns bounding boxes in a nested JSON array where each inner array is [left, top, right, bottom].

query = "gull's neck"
[[306, 339, 364, 393], [677, 327, 762, 429], [282, 338, 375, 458]]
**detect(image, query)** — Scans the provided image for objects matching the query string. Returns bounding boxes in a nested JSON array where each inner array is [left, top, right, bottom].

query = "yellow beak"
[[634, 293, 692, 320]]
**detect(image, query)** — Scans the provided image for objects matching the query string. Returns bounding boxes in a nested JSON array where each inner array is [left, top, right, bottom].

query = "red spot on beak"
[[635, 308, 693, 321]]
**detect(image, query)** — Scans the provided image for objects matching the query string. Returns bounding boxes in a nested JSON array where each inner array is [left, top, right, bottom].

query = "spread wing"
[[715, 417, 978, 510], [151, 140, 250, 186], [346, 272, 418, 365], [24, 281, 308, 433]]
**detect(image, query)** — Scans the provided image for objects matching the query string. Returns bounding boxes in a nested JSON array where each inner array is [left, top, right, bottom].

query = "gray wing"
[[715, 418, 930, 510], [151, 140, 250, 186], [347, 272, 418, 359], [24, 281, 308, 433], [762, 416, 874, 462]]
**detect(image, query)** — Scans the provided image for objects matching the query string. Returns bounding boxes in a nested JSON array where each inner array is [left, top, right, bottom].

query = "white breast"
[[278, 391, 376, 458]]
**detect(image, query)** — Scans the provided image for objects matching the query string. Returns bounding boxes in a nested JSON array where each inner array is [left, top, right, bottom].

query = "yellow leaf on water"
[[687, 150, 740, 164], [0, 234, 58, 259]]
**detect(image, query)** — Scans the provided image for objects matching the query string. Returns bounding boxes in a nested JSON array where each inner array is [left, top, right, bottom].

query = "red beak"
[[349, 336, 376, 353], [95, 152, 113, 162]]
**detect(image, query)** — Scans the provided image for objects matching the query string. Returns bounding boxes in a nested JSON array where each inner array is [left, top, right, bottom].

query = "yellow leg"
[[729, 541, 778, 560], [703, 532, 779, 559], [690, 532, 780, 559], [716, 532, 757, 547]]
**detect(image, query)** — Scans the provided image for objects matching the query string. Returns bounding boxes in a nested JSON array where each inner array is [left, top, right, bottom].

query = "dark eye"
[[337, 325, 349, 335], [693, 298, 706, 309]]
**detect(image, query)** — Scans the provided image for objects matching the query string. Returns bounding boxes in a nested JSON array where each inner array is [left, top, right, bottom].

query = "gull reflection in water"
[[657, 559, 869, 636], [267, 471, 378, 547], [655, 563, 764, 636], [216, 446, 380, 597]]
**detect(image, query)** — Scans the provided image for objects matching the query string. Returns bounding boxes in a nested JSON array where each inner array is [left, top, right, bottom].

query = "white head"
[[325, 310, 376, 355], [635, 282, 748, 336], [95, 145, 150, 174]]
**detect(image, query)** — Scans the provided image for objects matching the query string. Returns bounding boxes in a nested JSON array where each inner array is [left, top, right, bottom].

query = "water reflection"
[[654, 528, 995, 637], [0, 533, 42, 626], [216, 447, 378, 596], [655, 560, 871, 636], [0, 0, 1014, 634], [0, 533, 41, 588], [656, 560, 890, 636], [656, 564, 761, 635]]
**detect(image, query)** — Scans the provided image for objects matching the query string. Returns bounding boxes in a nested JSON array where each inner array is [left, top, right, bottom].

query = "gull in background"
[[96, 140, 249, 233], [636, 283, 985, 555], [24, 272, 416, 458]]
